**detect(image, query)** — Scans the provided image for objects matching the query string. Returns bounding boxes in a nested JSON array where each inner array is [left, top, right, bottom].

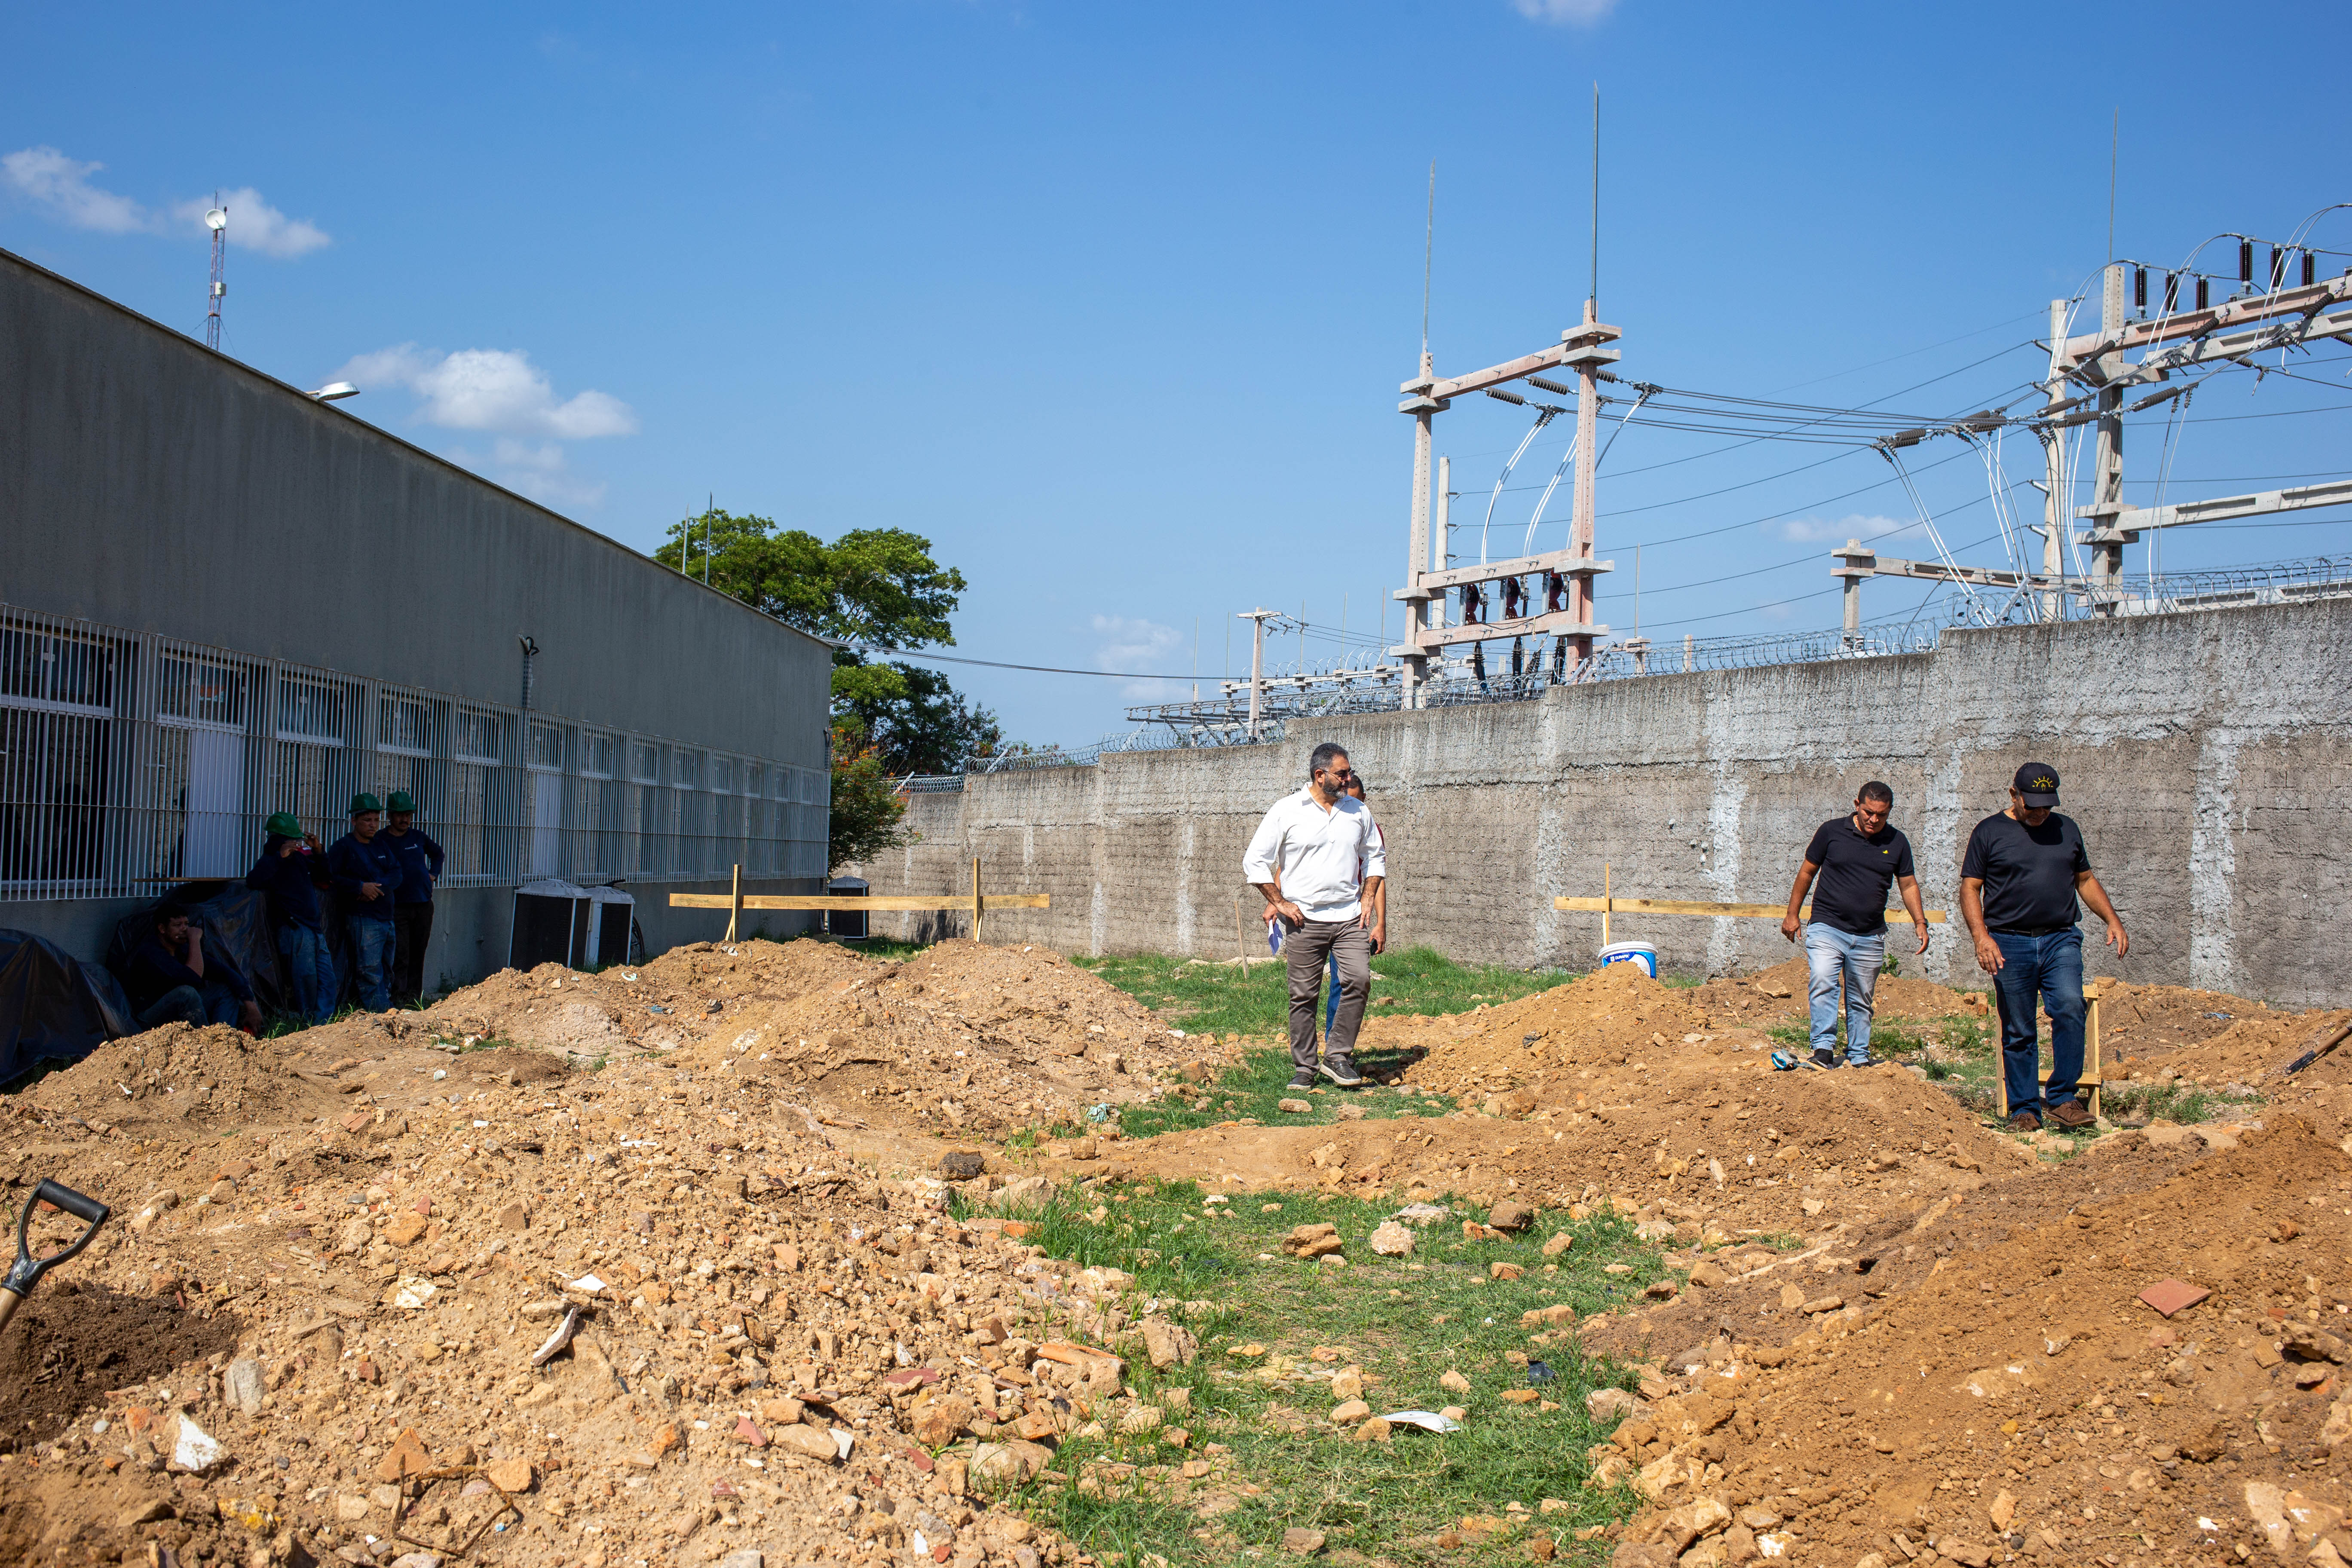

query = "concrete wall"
[[848, 597, 2352, 1007], [0, 248, 834, 986]]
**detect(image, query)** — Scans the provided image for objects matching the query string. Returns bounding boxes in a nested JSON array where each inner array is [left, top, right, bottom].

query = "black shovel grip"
[[3, 1179, 110, 1299]]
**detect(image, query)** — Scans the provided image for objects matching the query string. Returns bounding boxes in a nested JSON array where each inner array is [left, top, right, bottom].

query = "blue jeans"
[[346, 916, 397, 1013], [1992, 928, 2086, 1116], [1325, 951, 1341, 1035], [1804, 922, 1884, 1063], [277, 923, 337, 1025], [136, 983, 243, 1030]]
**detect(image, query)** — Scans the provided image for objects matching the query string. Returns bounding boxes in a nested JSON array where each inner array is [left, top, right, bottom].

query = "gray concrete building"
[[0, 248, 832, 989]]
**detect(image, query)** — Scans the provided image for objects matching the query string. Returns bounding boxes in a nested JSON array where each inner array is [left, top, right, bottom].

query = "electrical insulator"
[[2303, 252, 2317, 287], [1527, 377, 1573, 395], [1485, 388, 1526, 407], [2163, 272, 2180, 313], [2196, 276, 2209, 310], [2271, 247, 2285, 290], [2239, 241, 2253, 282], [2134, 267, 2147, 309]]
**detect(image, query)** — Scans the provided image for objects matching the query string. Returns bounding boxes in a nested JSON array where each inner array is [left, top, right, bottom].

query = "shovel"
[[0, 1179, 111, 1334]]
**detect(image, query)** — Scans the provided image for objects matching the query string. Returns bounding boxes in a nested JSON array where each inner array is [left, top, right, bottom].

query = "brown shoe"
[[2046, 1099, 2095, 1131], [2004, 1110, 2040, 1133]]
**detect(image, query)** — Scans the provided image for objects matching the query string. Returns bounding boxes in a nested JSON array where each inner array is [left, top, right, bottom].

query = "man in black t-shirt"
[[1779, 782, 1929, 1068], [1960, 762, 2129, 1134]]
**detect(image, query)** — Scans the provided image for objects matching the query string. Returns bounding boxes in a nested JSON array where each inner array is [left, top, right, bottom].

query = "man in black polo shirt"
[[1780, 781, 1928, 1068], [1960, 762, 2129, 1133]]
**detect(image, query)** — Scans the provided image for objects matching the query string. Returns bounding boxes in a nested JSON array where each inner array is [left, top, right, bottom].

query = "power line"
[[847, 645, 1196, 681]]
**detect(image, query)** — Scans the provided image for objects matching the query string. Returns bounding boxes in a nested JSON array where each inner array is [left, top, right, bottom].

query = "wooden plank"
[[1553, 896, 1945, 923], [669, 893, 1050, 912]]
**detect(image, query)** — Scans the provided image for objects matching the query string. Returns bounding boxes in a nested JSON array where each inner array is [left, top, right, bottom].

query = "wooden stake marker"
[[672, 862, 1047, 944]]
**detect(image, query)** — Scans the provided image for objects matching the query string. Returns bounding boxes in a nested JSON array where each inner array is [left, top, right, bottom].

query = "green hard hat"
[[386, 790, 417, 813], [349, 792, 383, 815], [264, 811, 304, 839]]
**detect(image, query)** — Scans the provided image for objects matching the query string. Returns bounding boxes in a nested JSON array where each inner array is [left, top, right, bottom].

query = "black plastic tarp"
[[104, 883, 291, 1018], [0, 929, 135, 1086]]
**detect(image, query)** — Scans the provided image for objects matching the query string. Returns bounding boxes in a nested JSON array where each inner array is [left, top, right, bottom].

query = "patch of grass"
[[1072, 946, 1573, 1040], [1116, 1051, 1475, 1141], [956, 1178, 1660, 1564]]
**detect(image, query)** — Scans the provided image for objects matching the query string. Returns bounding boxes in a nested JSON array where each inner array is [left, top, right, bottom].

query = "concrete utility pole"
[[1238, 608, 1275, 740], [2034, 297, 2072, 623], [1567, 299, 1604, 665], [1400, 354, 1441, 709], [2087, 263, 2128, 612]]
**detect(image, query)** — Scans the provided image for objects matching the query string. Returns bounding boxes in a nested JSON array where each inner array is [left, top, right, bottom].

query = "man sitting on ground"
[[123, 906, 263, 1033]]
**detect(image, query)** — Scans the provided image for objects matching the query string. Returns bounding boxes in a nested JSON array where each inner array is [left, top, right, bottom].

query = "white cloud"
[[1091, 614, 1185, 698], [167, 188, 330, 258], [1, 145, 331, 257], [1, 146, 147, 233], [336, 344, 638, 439], [1509, 0, 1619, 24], [1775, 512, 1916, 545]]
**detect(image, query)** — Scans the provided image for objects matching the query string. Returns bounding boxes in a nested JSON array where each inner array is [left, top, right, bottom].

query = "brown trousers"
[[1285, 919, 1370, 1072]]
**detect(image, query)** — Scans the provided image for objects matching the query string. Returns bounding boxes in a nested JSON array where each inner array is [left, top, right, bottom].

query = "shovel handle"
[[1, 1179, 111, 1305]]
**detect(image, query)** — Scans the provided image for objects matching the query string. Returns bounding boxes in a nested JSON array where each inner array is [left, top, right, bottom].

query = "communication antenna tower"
[[203, 196, 228, 351]]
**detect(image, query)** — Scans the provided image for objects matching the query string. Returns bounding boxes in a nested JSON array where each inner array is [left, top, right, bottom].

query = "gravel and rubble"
[[0, 938, 1223, 1567], [11, 933, 2352, 1568]]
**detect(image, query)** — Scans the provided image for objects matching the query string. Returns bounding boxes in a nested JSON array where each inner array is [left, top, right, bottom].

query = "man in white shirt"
[[1243, 742, 1387, 1090]]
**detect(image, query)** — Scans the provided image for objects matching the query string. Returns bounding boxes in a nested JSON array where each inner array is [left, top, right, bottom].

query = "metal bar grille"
[[0, 601, 827, 902]]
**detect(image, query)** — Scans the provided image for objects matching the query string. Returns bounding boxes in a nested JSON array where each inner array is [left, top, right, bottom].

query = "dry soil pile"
[[1597, 1118, 2352, 1568], [0, 1038, 1189, 1568]]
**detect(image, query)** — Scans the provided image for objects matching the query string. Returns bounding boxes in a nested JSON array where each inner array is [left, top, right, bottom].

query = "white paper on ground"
[[1380, 1409, 1460, 1433]]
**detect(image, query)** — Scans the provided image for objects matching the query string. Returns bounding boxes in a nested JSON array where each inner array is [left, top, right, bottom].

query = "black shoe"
[[1319, 1056, 1367, 1089], [1847, 1054, 1882, 1069], [1807, 1047, 1838, 1070], [1288, 1070, 1317, 1091]]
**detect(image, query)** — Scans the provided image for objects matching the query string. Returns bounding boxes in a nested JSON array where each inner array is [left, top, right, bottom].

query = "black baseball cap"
[[2012, 762, 2060, 808]]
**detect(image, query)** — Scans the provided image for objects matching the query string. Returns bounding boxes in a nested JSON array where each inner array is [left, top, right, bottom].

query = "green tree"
[[827, 721, 916, 873], [653, 510, 965, 647], [654, 509, 1004, 850], [832, 660, 1005, 777]]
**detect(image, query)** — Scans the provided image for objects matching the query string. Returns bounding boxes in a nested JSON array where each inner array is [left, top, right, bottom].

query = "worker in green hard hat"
[[327, 792, 403, 1012], [381, 790, 445, 1006], [244, 810, 335, 1023]]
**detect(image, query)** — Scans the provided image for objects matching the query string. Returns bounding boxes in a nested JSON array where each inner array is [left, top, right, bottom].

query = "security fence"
[[0, 601, 827, 903]]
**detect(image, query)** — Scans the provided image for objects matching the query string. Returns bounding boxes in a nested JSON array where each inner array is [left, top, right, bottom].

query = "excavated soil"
[[9, 930, 2352, 1567], [0, 937, 1234, 1567], [1694, 956, 1969, 1029]]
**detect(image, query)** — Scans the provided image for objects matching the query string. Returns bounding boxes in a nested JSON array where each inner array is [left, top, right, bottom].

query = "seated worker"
[[245, 810, 336, 1024], [124, 906, 262, 1033]]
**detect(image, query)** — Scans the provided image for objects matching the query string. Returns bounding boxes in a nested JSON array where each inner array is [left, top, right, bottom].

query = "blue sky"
[[9, 2, 2352, 748]]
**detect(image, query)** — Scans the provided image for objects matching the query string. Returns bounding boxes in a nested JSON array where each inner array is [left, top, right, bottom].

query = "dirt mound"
[[1381, 965, 1718, 1093], [22, 1023, 340, 1130], [0, 1040, 1152, 1566], [1109, 1038, 2025, 1241], [2095, 978, 2288, 1055], [695, 939, 1212, 1138], [1694, 956, 1968, 1028], [413, 938, 880, 1060], [1600, 1117, 2352, 1567]]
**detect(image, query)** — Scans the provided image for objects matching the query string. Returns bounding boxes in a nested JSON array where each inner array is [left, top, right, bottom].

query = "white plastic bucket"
[[1598, 940, 1659, 978]]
